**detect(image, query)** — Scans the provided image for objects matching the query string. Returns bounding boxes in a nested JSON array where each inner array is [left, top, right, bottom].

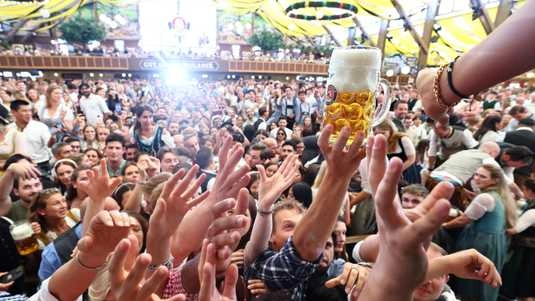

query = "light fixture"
[[53, 72, 59, 77], [231, 75, 236, 79], [128, 73, 132, 78], [258, 75, 263, 79], [226, 75, 231, 79], [121, 73, 126, 77], [251, 75, 255, 79], [386, 69, 395, 77], [285, 76, 290, 80], [285, 1, 358, 21], [89, 73, 94, 77], [201, 74, 208, 79], [401, 66, 411, 75], [99, 73, 104, 77]]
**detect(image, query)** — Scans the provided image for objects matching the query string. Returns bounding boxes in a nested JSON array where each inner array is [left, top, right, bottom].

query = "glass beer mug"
[[323, 46, 391, 144], [10, 221, 39, 256]]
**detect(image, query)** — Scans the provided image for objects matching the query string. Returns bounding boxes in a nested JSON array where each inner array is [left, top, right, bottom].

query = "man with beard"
[[0, 155, 42, 225], [78, 83, 111, 126]]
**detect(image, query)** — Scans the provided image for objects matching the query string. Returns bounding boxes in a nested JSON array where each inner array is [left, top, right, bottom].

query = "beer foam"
[[328, 48, 381, 92], [10, 223, 33, 240], [330, 48, 381, 67]]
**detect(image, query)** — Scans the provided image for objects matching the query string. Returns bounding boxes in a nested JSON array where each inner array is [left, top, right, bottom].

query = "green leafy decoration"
[[59, 14, 106, 46]]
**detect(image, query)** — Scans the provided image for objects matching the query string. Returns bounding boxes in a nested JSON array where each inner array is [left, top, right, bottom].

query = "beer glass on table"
[[324, 46, 391, 144], [10, 221, 39, 256]]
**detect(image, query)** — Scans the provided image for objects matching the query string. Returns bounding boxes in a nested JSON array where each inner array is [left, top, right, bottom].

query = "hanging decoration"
[[284, 1, 358, 21]]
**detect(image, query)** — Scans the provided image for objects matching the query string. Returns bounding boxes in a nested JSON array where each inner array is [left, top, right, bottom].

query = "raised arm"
[[171, 137, 250, 260], [45, 211, 132, 301], [359, 135, 452, 301], [78, 159, 122, 236], [293, 125, 365, 261], [244, 154, 298, 265], [146, 166, 207, 270], [417, 0, 535, 124], [0, 161, 41, 216]]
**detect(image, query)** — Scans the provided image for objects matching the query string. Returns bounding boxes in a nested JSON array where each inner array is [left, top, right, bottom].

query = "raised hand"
[[109, 238, 185, 301], [77, 210, 133, 268], [138, 156, 161, 179], [416, 68, 452, 125], [318, 125, 365, 179], [198, 239, 238, 301], [155, 165, 208, 238], [359, 135, 452, 300], [78, 159, 123, 203], [256, 154, 299, 210], [7, 160, 41, 179], [210, 137, 250, 203], [205, 189, 250, 271]]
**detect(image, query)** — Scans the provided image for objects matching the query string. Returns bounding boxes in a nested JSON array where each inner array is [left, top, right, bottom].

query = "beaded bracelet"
[[433, 64, 460, 110]]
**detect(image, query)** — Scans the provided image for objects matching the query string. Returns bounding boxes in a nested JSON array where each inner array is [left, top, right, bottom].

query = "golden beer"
[[324, 47, 390, 144], [10, 222, 39, 256]]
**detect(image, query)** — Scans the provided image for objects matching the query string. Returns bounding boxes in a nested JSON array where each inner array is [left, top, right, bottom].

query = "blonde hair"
[[480, 164, 517, 228], [373, 121, 407, 153]]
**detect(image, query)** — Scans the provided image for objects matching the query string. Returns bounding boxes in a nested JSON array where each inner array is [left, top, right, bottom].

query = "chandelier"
[[283, 1, 358, 21]]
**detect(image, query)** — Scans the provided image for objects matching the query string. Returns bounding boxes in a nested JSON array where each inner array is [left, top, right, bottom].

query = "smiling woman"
[[29, 188, 78, 248]]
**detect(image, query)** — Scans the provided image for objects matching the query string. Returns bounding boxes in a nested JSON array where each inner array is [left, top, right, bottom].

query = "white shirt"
[[8, 120, 51, 164], [269, 127, 293, 139], [29, 278, 82, 301], [79, 94, 111, 126], [515, 208, 535, 233]]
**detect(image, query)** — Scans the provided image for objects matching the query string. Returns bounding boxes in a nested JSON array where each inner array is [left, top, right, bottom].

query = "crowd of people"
[[0, 43, 329, 64], [0, 69, 532, 301], [0, 1, 534, 300]]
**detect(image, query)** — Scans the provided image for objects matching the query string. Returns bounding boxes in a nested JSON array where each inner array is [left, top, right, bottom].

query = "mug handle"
[[371, 78, 391, 127]]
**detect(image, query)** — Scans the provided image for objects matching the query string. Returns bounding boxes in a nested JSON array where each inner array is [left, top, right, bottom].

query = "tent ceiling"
[[217, 0, 525, 64]]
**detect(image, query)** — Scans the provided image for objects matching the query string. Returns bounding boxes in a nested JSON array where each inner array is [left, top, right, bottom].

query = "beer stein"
[[10, 221, 39, 256], [324, 46, 391, 144]]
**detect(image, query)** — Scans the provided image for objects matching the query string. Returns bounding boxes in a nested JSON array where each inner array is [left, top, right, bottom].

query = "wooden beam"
[[352, 16, 375, 47], [376, 19, 390, 58], [322, 24, 342, 47], [6, 19, 32, 42], [390, 0, 428, 54], [470, 0, 494, 34], [417, 0, 441, 69], [494, 0, 513, 28]]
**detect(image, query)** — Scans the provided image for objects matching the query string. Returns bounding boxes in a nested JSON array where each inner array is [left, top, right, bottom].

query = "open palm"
[[257, 154, 299, 208]]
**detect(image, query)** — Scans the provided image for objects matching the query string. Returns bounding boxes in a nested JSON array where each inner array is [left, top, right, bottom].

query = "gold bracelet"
[[74, 253, 106, 271], [433, 64, 449, 110]]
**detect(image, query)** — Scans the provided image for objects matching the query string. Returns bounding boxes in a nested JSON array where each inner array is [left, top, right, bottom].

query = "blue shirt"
[[38, 224, 82, 281], [245, 236, 321, 301]]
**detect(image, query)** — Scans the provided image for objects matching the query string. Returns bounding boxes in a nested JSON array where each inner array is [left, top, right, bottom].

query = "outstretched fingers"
[[374, 157, 405, 229], [409, 198, 451, 246]]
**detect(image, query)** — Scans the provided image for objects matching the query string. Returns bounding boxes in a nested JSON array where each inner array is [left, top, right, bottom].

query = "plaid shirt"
[[245, 237, 321, 301]]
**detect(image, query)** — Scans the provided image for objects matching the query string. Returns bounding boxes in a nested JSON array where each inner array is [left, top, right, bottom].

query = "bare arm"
[[0, 169, 15, 216], [293, 126, 364, 261], [48, 211, 132, 301], [244, 155, 298, 265], [0, 162, 41, 216], [451, 1, 535, 101], [122, 183, 143, 212]]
